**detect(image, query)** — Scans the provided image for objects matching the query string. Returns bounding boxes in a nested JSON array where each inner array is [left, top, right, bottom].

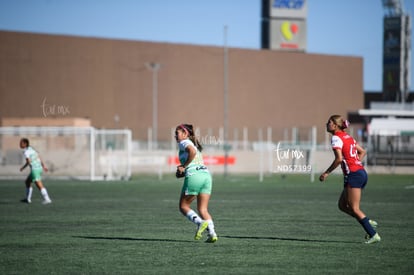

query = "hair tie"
[[342, 120, 350, 129], [179, 124, 189, 135]]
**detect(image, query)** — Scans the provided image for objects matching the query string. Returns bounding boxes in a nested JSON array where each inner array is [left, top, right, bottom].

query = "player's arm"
[[177, 146, 196, 173], [40, 157, 48, 172], [20, 158, 30, 172], [319, 148, 343, 181], [355, 143, 366, 160]]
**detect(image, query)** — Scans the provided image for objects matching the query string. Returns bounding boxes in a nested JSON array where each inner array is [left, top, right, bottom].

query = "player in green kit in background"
[[19, 138, 52, 204], [175, 124, 218, 243]]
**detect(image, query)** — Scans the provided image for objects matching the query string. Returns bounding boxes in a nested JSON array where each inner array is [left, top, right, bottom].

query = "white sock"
[[40, 188, 51, 201], [206, 219, 216, 236], [186, 210, 202, 225], [26, 187, 33, 201]]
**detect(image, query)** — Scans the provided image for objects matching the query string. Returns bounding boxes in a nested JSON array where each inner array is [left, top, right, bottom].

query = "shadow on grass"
[[74, 235, 359, 244], [73, 235, 193, 243], [221, 235, 359, 244]]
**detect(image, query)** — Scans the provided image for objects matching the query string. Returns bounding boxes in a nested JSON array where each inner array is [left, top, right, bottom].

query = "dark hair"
[[177, 124, 203, 152], [329, 115, 350, 130], [20, 138, 30, 146]]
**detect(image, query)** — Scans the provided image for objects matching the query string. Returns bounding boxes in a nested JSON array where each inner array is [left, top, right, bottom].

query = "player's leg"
[[179, 193, 198, 220], [338, 189, 357, 218], [22, 175, 33, 203], [197, 193, 212, 220], [345, 186, 365, 220], [196, 173, 213, 220], [346, 185, 379, 242], [179, 176, 199, 219], [197, 174, 217, 242], [179, 192, 208, 239], [34, 179, 44, 189], [197, 193, 217, 242], [179, 176, 204, 226], [33, 169, 51, 204]]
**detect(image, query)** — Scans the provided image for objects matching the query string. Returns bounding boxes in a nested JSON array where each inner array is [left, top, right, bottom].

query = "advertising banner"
[[269, 19, 307, 51], [264, 0, 307, 19], [262, 0, 307, 51], [382, 16, 403, 100]]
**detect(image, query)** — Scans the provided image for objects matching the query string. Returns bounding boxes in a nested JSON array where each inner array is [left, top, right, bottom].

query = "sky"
[[1, 0, 414, 92]]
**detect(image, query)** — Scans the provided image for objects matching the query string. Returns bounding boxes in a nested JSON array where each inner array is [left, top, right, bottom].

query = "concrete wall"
[[0, 31, 364, 142]]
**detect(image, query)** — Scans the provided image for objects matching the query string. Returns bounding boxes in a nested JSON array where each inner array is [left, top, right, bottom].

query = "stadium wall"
[[0, 30, 364, 143]]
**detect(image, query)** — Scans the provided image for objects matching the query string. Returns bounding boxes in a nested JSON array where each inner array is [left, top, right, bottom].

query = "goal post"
[[0, 126, 132, 181]]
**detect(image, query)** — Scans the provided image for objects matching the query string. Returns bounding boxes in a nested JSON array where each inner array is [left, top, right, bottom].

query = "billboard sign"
[[382, 16, 403, 100], [269, 19, 307, 50], [262, 0, 307, 51], [268, 0, 308, 19]]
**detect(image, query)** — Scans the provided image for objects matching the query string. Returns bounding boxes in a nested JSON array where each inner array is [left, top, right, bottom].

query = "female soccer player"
[[319, 115, 380, 244], [175, 124, 218, 243], [19, 138, 52, 204]]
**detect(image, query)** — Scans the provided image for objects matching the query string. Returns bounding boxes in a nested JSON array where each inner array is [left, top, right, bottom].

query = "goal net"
[[0, 127, 132, 181]]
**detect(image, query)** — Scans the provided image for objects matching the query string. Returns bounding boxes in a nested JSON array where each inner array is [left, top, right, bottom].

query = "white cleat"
[[42, 199, 52, 205], [365, 233, 381, 244]]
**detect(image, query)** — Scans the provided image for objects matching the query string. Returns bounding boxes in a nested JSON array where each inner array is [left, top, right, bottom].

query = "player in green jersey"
[[175, 124, 218, 243], [20, 138, 52, 204]]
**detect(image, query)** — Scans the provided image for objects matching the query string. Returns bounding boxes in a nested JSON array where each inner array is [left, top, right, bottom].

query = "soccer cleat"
[[194, 221, 209, 240], [20, 198, 31, 204], [205, 234, 218, 243], [42, 199, 52, 205], [365, 233, 381, 244]]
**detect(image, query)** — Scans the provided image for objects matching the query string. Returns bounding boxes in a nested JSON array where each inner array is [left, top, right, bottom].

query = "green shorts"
[[28, 168, 42, 182], [181, 172, 212, 195]]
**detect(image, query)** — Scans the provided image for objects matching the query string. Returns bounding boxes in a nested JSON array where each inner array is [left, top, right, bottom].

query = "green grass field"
[[1, 174, 413, 274]]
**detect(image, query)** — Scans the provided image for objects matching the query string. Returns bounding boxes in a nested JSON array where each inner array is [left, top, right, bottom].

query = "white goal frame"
[[0, 126, 132, 181]]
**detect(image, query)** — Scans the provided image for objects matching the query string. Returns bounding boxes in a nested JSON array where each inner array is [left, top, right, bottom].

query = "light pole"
[[223, 25, 229, 177], [145, 62, 161, 150]]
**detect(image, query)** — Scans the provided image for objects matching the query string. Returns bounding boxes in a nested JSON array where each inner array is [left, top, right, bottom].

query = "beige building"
[[0, 30, 363, 143]]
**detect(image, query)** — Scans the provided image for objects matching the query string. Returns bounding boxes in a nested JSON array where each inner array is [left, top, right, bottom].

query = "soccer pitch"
[[1, 174, 413, 274]]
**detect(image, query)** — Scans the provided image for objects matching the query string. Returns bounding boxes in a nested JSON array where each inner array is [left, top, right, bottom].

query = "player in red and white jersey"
[[319, 115, 381, 244], [331, 130, 364, 175]]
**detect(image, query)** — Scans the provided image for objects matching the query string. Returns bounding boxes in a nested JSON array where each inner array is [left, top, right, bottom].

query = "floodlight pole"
[[223, 25, 229, 177], [145, 62, 161, 150]]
